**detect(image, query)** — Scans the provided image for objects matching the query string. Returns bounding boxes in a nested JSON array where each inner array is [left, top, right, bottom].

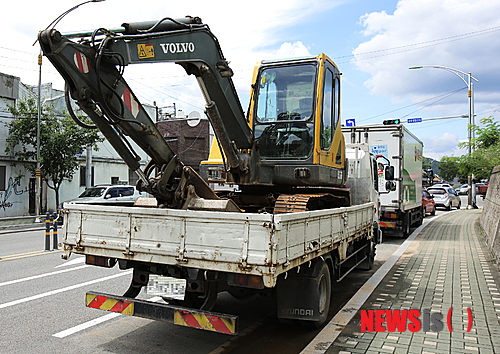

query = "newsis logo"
[[361, 308, 473, 333]]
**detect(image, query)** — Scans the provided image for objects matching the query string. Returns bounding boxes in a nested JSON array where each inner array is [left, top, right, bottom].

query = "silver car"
[[427, 186, 461, 211], [455, 184, 470, 195], [61, 185, 145, 208]]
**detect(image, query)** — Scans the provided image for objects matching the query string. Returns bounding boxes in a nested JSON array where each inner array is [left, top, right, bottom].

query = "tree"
[[438, 156, 460, 183], [471, 117, 500, 150], [460, 143, 500, 181], [5, 98, 103, 209], [457, 116, 500, 181]]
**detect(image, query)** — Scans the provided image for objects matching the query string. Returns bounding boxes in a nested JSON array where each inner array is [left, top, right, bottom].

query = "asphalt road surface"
[[0, 206, 456, 354]]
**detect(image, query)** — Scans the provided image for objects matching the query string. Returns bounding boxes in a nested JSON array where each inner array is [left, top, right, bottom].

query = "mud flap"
[[276, 259, 329, 322]]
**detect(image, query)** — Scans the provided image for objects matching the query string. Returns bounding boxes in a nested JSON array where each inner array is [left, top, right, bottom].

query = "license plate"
[[146, 275, 186, 300]]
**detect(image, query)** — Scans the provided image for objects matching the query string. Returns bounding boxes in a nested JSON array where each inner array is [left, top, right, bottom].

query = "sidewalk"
[[325, 209, 500, 354], [0, 216, 44, 233]]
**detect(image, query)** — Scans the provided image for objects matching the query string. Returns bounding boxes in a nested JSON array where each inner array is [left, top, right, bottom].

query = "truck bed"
[[62, 202, 374, 287]]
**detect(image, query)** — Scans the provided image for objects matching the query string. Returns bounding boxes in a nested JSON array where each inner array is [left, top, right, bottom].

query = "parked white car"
[[455, 184, 470, 195], [60, 185, 145, 208]]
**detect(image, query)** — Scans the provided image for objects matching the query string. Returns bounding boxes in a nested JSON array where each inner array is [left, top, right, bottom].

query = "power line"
[[399, 87, 467, 119], [357, 87, 467, 123], [335, 25, 500, 63], [125, 74, 205, 111]]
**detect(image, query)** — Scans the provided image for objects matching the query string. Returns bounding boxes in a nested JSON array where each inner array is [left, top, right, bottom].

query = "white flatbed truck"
[[61, 143, 381, 334]]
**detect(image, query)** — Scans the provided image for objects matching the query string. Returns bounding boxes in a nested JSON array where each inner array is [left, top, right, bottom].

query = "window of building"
[[129, 169, 139, 186], [79, 166, 95, 187], [0, 166, 5, 191]]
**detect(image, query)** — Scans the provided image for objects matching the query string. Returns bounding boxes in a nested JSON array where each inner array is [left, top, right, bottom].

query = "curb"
[[300, 210, 459, 354]]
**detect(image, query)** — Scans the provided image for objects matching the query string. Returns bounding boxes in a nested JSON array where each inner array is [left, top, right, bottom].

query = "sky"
[[2, 0, 499, 161]]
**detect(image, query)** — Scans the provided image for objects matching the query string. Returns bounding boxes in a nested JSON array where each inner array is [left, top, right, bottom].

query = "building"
[[0, 71, 210, 217], [156, 118, 210, 174], [0, 72, 151, 216]]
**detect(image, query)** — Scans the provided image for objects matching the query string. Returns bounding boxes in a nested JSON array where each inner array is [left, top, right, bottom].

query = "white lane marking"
[[53, 296, 163, 338], [0, 265, 89, 287], [53, 313, 121, 338], [56, 257, 85, 268], [0, 270, 132, 309], [300, 210, 455, 354]]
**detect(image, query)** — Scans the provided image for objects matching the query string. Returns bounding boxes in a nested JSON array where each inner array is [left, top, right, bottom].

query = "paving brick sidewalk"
[[326, 210, 500, 354]]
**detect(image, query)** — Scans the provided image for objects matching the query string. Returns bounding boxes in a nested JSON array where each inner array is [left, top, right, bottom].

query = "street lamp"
[[409, 65, 478, 209], [35, 0, 106, 216]]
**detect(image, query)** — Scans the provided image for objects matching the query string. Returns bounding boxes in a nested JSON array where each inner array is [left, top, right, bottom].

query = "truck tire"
[[403, 212, 411, 238], [276, 259, 332, 329], [302, 262, 331, 329], [414, 208, 423, 227], [358, 238, 375, 270]]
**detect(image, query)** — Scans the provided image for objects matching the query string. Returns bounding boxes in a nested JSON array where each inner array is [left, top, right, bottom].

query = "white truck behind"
[[343, 124, 424, 237]]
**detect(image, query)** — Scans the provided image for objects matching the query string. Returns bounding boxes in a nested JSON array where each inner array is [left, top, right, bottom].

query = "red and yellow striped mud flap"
[[85, 292, 238, 335], [379, 221, 396, 228], [174, 309, 237, 335], [86, 293, 134, 315]]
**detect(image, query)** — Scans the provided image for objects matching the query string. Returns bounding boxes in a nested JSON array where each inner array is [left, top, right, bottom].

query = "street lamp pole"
[[409, 65, 478, 208], [36, 51, 42, 216]]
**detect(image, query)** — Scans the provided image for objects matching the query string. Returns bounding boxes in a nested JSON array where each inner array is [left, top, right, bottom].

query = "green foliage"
[[459, 117, 500, 151], [5, 98, 103, 207], [438, 156, 460, 182], [438, 115, 500, 183], [460, 142, 500, 181]]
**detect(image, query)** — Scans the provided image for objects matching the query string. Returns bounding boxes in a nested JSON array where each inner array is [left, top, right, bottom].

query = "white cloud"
[[0, 0, 338, 114], [352, 0, 500, 117], [422, 132, 467, 160], [274, 42, 311, 59]]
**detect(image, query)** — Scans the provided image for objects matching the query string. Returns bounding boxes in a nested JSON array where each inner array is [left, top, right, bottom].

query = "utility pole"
[[409, 65, 478, 208], [36, 52, 42, 216]]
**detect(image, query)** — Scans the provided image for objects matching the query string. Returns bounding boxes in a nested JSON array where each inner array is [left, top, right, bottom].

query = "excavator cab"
[[203, 54, 346, 191]]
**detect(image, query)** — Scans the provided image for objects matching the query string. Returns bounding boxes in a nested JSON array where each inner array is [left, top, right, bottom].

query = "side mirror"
[[385, 166, 395, 181], [385, 181, 396, 192], [105, 194, 112, 199]]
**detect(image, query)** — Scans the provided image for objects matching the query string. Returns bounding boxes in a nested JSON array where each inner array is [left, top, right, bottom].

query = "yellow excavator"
[[38, 16, 348, 215]]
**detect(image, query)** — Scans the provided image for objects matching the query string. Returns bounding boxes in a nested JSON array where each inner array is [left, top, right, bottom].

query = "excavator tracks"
[[273, 191, 350, 214]]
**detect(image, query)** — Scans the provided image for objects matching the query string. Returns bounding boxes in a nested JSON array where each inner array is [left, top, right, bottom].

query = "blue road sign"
[[407, 117, 422, 124], [346, 118, 356, 127]]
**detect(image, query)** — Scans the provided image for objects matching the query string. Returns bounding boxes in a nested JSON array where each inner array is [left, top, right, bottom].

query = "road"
[[0, 202, 469, 354]]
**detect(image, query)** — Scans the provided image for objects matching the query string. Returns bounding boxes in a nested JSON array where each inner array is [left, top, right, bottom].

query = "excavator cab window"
[[255, 64, 315, 122], [254, 64, 316, 159]]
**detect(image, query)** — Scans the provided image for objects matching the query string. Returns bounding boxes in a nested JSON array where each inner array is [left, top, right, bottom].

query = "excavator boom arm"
[[38, 17, 252, 207]]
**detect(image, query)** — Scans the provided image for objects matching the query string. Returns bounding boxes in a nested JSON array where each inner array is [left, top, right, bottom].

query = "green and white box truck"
[[343, 123, 423, 237]]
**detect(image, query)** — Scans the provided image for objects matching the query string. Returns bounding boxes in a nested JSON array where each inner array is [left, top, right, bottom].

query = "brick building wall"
[[156, 119, 210, 173]]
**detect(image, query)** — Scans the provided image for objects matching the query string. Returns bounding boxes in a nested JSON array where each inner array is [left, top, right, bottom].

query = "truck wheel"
[[276, 259, 332, 329], [358, 239, 375, 271], [414, 208, 423, 227], [302, 262, 331, 329], [403, 212, 411, 238]]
